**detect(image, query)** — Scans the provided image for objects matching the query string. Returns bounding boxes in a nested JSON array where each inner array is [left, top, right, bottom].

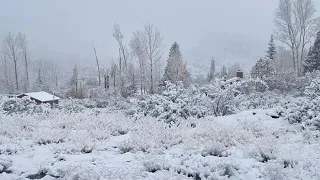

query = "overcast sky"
[[1, 0, 319, 73]]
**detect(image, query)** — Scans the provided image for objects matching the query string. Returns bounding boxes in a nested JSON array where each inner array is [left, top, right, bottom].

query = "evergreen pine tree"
[[266, 34, 276, 60], [304, 31, 320, 73], [35, 68, 45, 91], [163, 42, 190, 85], [251, 57, 275, 79], [207, 58, 215, 82], [220, 65, 228, 79]]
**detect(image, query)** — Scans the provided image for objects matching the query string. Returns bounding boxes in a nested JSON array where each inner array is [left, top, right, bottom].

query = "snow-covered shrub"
[[201, 142, 229, 157], [120, 84, 137, 98], [183, 117, 256, 151], [88, 87, 111, 99], [1, 97, 50, 115], [66, 167, 101, 180], [305, 77, 320, 97], [33, 126, 69, 145], [276, 97, 320, 127], [59, 99, 85, 113], [219, 164, 239, 178], [235, 78, 268, 95], [118, 140, 134, 154], [143, 156, 170, 173], [126, 117, 184, 153], [0, 143, 18, 155], [173, 155, 241, 179], [210, 87, 236, 116], [249, 146, 278, 163], [0, 156, 12, 173], [131, 81, 242, 122], [234, 92, 283, 110], [273, 71, 299, 93], [58, 130, 97, 154]]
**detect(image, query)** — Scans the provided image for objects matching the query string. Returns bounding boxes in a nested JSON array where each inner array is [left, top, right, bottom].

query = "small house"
[[17, 91, 60, 106], [236, 70, 244, 79]]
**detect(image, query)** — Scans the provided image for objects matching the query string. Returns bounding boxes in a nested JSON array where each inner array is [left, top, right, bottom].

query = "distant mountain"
[[185, 32, 267, 76]]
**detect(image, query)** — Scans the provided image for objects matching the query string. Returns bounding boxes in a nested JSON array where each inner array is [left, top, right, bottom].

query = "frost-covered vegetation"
[[1, 76, 320, 179], [1, 101, 320, 179], [1, 0, 320, 179]]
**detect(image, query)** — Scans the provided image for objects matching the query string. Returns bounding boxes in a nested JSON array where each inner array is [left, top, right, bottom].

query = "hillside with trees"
[[1, 0, 320, 179]]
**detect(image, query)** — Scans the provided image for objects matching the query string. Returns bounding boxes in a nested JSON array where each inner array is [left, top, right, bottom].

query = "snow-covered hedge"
[[1, 97, 51, 115], [128, 82, 214, 122], [234, 92, 283, 111], [129, 79, 276, 122], [276, 97, 320, 129], [305, 77, 320, 97]]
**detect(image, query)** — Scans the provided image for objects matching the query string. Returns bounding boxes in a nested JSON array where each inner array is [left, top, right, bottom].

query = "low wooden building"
[[17, 91, 60, 106]]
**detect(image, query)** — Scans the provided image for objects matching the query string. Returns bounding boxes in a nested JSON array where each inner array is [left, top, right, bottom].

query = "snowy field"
[[1, 107, 320, 180]]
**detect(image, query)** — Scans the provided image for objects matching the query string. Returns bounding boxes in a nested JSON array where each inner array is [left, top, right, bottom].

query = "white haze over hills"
[[185, 32, 266, 76], [1, 0, 319, 76]]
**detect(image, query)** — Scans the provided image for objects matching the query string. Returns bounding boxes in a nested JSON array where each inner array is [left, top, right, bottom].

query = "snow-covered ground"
[[1, 107, 320, 180]]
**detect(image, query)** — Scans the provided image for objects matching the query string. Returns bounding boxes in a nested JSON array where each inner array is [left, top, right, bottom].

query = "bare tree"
[[110, 62, 117, 88], [71, 65, 79, 96], [274, 0, 319, 74], [130, 30, 147, 94], [113, 23, 127, 72], [3, 33, 20, 91], [18, 33, 30, 91], [293, 0, 319, 74], [92, 45, 101, 86], [274, 0, 298, 73], [0, 53, 11, 92], [141, 24, 163, 94]]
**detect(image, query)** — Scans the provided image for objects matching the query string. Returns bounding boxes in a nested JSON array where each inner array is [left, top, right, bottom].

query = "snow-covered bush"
[[0, 156, 12, 173], [0, 143, 18, 155], [201, 142, 229, 157], [235, 78, 268, 95], [273, 71, 299, 93], [130, 79, 284, 122], [58, 99, 85, 113], [88, 87, 108, 99], [305, 77, 320, 97], [123, 117, 184, 153], [143, 156, 170, 173], [118, 140, 134, 154], [130, 81, 242, 122], [33, 125, 69, 145], [1, 97, 51, 115], [234, 92, 283, 110], [120, 84, 137, 98], [276, 97, 320, 126], [210, 87, 236, 116]]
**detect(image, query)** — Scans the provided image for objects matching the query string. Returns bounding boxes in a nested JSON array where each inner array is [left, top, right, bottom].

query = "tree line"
[[1, 0, 319, 97]]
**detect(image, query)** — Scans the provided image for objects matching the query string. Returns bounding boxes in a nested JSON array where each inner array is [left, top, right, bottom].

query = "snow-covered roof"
[[226, 77, 241, 83], [19, 91, 60, 102]]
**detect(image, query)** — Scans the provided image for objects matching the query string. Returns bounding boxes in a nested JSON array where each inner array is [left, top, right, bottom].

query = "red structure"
[[236, 71, 243, 78]]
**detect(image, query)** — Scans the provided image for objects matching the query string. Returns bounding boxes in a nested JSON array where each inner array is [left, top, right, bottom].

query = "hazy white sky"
[[0, 0, 319, 72]]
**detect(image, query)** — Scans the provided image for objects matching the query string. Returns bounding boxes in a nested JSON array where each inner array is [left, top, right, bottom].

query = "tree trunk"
[[150, 61, 153, 94], [75, 80, 78, 96], [14, 61, 19, 91], [290, 47, 296, 72], [92, 45, 101, 86], [3, 57, 10, 92], [119, 48, 122, 73], [55, 75, 58, 87], [295, 46, 300, 75], [24, 57, 29, 90], [104, 75, 107, 91], [107, 75, 109, 89]]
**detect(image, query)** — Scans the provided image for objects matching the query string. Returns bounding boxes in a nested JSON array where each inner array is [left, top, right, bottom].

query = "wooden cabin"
[[17, 91, 60, 107]]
